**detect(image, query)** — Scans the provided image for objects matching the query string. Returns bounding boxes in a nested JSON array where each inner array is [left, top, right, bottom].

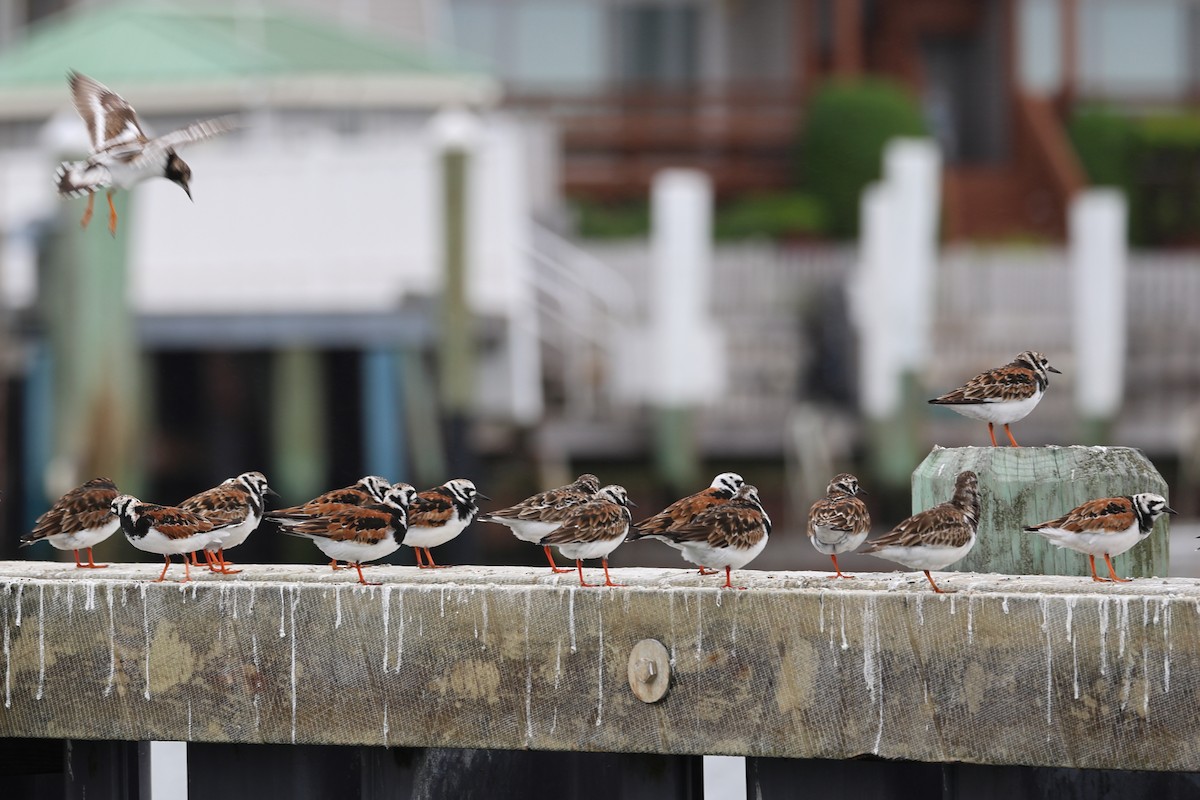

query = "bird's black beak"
[[476, 492, 492, 502], [1048, 365, 1062, 374], [1166, 506, 1178, 515], [627, 499, 638, 508], [266, 487, 281, 501]]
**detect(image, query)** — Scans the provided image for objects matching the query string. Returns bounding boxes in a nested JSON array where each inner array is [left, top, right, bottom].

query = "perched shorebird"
[[180, 471, 277, 574], [478, 473, 599, 573], [861, 470, 980, 593], [110, 494, 228, 583], [627, 472, 745, 575], [661, 484, 770, 589], [274, 485, 416, 585], [266, 475, 390, 571], [928, 351, 1061, 447], [1025, 493, 1175, 583], [806, 473, 871, 579], [539, 484, 633, 588], [403, 479, 488, 568], [21, 477, 119, 568], [56, 71, 235, 235]]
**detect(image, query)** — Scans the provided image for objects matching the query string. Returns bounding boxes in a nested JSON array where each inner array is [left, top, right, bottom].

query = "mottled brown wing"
[[69, 72, 147, 153], [283, 505, 393, 543], [141, 504, 213, 540], [25, 477, 118, 542], [669, 501, 765, 549], [807, 495, 870, 538], [180, 485, 250, 526], [408, 489, 454, 527], [490, 485, 589, 521], [931, 364, 1038, 405], [268, 486, 369, 518], [862, 502, 973, 551], [541, 500, 628, 545], [1028, 497, 1134, 534], [633, 489, 722, 536]]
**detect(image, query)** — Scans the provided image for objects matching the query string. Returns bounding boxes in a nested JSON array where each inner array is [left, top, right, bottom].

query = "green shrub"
[[1068, 105, 1135, 188], [573, 200, 650, 238], [799, 79, 928, 239], [714, 192, 827, 240], [1070, 107, 1200, 246]]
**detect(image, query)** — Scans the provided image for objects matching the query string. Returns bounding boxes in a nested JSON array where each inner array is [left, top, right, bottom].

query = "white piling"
[[1070, 189, 1128, 420]]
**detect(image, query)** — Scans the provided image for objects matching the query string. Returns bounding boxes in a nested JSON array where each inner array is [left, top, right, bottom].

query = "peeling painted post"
[[912, 446, 1169, 577]]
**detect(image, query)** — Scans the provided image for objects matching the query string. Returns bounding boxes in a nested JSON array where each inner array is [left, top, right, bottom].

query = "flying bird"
[[56, 71, 235, 236]]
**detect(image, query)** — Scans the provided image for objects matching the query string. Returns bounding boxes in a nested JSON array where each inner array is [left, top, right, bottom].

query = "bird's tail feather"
[[55, 161, 106, 198]]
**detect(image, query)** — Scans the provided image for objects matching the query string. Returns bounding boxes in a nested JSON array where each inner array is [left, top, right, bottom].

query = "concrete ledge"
[[0, 563, 1196, 771]]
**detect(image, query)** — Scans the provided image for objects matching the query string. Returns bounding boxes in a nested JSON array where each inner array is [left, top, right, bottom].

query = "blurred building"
[[449, 0, 1200, 240]]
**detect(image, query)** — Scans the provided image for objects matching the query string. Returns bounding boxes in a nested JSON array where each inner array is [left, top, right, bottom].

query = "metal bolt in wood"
[[627, 638, 671, 703]]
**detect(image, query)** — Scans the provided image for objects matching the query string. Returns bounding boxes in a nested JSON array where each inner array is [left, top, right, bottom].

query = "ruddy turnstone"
[[266, 475, 391, 569], [56, 71, 235, 236], [660, 484, 770, 589], [806, 473, 871, 579], [928, 351, 1061, 447], [180, 471, 277, 575], [274, 484, 416, 585], [403, 479, 488, 568], [110, 494, 228, 583], [539, 484, 633, 587], [21, 477, 120, 568], [861, 470, 980, 593], [627, 471, 745, 574], [478, 473, 599, 573], [1024, 493, 1174, 583]]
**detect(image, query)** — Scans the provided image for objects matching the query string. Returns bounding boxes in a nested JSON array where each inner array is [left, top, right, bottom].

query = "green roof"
[[0, 3, 486, 87]]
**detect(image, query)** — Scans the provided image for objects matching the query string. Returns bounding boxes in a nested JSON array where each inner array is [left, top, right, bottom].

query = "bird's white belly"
[[810, 526, 869, 556], [944, 390, 1044, 424], [554, 535, 625, 561], [48, 520, 120, 551], [207, 513, 260, 551], [1033, 524, 1144, 557], [870, 534, 976, 571], [314, 536, 400, 565], [403, 519, 470, 549], [492, 518, 558, 544], [128, 527, 221, 556], [682, 533, 768, 570], [107, 153, 163, 190]]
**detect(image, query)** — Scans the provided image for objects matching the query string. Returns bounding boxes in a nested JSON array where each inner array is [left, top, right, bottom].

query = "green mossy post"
[[912, 446, 1169, 578]]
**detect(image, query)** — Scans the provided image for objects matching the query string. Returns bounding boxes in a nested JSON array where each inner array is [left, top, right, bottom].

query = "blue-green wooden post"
[[361, 346, 405, 483]]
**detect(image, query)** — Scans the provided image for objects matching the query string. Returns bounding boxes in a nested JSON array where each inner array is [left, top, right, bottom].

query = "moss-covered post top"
[[912, 446, 1169, 578]]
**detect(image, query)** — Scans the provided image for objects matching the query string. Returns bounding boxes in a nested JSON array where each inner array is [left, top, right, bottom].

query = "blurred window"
[[1017, 0, 1061, 94], [614, 3, 699, 87], [449, 0, 606, 91], [1080, 0, 1189, 98]]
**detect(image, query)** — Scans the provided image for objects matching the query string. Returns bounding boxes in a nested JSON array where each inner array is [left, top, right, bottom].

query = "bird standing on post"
[[21, 477, 119, 568], [273, 484, 416, 585], [110, 494, 229, 583], [627, 472, 745, 575], [539, 484, 633, 588], [806, 473, 871, 579], [402, 479, 488, 568], [658, 484, 770, 590], [861, 470, 980, 593], [1024, 493, 1175, 583], [55, 71, 235, 236], [928, 351, 1061, 446], [180, 471, 277, 575], [478, 473, 600, 573]]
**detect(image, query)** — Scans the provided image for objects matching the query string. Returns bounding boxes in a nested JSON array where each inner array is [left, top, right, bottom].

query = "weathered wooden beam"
[[0, 563, 1197, 772]]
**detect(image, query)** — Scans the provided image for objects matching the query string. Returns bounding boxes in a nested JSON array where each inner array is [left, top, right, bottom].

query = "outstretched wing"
[[69, 71, 147, 153]]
